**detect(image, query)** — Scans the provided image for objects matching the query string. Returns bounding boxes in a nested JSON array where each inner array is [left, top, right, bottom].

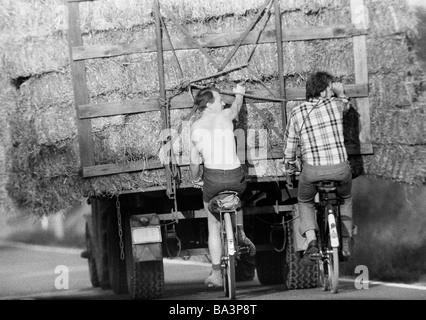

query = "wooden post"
[[274, 0, 287, 130], [351, 0, 373, 154], [66, 0, 95, 168], [154, 0, 174, 199]]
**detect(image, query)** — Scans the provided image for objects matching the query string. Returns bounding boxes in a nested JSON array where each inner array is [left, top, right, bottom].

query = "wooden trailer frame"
[[66, 0, 373, 299], [66, 0, 373, 185]]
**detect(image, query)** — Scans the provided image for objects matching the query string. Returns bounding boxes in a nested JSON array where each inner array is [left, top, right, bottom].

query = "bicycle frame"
[[210, 191, 251, 299]]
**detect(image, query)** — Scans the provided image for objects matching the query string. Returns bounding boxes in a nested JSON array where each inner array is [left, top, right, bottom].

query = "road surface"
[[1, 240, 425, 303]]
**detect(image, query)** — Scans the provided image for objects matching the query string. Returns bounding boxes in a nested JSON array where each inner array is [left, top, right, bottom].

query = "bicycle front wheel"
[[222, 212, 236, 300]]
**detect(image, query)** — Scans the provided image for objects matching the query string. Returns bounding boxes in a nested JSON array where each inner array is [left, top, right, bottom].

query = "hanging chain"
[[116, 195, 125, 260]]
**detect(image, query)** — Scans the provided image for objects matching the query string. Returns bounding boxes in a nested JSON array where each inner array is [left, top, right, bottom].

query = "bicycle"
[[285, 169, 344, 294], [311, 180, 344, 294], [208, 191, 249, 300]]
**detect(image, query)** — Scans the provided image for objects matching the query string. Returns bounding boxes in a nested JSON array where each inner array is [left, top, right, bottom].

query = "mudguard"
[[129, 214, 163, 262]]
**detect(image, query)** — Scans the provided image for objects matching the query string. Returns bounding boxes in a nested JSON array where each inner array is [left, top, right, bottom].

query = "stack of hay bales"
[[0, 75, 16, 215], [363, 1, 426, 185], [0, 0, 424, 217]]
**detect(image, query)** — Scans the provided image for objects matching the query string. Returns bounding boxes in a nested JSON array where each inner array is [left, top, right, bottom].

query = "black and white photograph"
[[0, 0, 425, 310]]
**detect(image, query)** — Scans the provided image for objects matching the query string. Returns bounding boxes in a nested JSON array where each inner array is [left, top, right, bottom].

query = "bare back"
[[191, 111, 241, 170]]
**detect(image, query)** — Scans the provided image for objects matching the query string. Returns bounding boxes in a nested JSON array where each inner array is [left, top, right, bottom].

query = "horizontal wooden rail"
[[73, 24, 368, 61], [77, 84, 368, 119], [83, 159, 163, 177], [82, 149, 284, 178], [82, 141, 372, 178]]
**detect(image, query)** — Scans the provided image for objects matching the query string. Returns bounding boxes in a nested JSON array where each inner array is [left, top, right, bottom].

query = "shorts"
[[202, 166, 247, 203]]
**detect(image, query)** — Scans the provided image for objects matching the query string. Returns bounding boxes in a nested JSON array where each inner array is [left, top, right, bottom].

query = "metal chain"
[[116, 195, 125, 260]]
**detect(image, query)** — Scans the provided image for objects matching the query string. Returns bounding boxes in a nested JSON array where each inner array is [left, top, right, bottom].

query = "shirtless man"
[[190, 84, 256, 288]]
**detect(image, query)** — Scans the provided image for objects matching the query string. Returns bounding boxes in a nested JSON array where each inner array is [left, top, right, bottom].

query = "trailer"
[[66, 0, 372, 299]]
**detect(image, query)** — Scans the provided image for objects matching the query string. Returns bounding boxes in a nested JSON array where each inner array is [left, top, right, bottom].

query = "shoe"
[[302, 240, 319, 266], [340, 237, 353, 261], [204, 270, 222, 288], [237, 230, 256, 257]]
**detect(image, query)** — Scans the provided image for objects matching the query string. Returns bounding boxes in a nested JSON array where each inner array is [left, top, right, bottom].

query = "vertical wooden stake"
[[66, 0, 95, 169], [154, 0, 174, 198], [274, 0, 287, 131], [351, 0, 373, 154]]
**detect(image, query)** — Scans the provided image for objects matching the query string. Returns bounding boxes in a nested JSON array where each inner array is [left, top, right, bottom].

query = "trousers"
[[297, 161, 353, 239]]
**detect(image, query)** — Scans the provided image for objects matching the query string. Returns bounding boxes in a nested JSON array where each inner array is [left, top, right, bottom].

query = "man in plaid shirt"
[[283, 71, 354, 265]]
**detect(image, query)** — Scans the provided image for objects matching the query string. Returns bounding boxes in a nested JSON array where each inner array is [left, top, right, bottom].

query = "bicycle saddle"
[[208, 191, 241, 214], [315, 181, 340, 192]]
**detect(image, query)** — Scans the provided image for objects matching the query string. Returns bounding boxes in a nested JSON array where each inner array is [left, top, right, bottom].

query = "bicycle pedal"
[[238, 245, 250, 254], [309, 253, 322, 260]]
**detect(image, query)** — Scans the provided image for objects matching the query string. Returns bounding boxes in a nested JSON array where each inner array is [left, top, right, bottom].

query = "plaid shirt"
[[283, 97, 349, 166]]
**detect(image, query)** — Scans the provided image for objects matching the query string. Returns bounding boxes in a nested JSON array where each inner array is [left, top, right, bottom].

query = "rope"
[[245, 0, 274, 65], [159, 13, 184, 79]]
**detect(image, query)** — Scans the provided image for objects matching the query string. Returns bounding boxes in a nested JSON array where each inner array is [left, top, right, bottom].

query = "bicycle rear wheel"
[[224, 254, 236, 299], [222, 212, 236, 300], [319, 259, 330, 291], [329, 247, 339, 293]]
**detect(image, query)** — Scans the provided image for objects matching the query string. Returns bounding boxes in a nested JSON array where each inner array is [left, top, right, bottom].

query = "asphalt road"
[[1, 240, 425, 302]]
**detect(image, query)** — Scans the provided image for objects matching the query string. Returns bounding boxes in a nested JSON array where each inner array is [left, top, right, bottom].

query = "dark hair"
[[305, 71, 334, 100], [194, 87, 219, 111]]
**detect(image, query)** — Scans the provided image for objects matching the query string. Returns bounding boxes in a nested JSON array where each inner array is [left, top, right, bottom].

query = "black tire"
[[330, 247, 339, 293], [253, 214, 286, 285], [222, 213, 236, 299], [236, 254, 255, 282], [127, 261, 164, 300], [92, 198, 111, 290], [319, 259, 330, 291], [106, 212, 128, 295], [124, 217, 164, 300], [224, 254, 236, 300], [286, 221, 319, 290], [85, 223, 100, 288], [255, 251, 285, 285]]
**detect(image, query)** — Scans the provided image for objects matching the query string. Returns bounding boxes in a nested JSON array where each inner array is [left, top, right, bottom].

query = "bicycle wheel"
[[329, 247, 339, 293], [222, 212, 236, 300], [318, 259, 329, 291], [318, 209, 329, 291]]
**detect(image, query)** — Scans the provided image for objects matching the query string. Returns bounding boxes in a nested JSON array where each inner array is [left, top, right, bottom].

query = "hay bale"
[[0, 76, 17, 212], [364, 144, 426, 185], [1, 0, 426, 217]]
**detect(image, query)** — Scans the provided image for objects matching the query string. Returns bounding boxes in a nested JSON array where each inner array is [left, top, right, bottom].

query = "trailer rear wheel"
[[285, 221, 319, 289], [253, 214, 286, 285], [91, 198, 111, 290], [126, 259, 164, 300], [107, 212, 128, 295], [85, 223, 100, 288], [255, 251, 285, 285], [124, 217, 164, 299]]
